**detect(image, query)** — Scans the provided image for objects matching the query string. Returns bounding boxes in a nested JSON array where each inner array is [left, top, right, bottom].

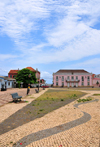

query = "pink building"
[[92, 78, 100, 87], [92, 74, 100, 87], [53, 69, 92, 87]]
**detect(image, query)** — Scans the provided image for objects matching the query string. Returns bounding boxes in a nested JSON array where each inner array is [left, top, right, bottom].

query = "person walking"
[[27, 84, 30, 95]]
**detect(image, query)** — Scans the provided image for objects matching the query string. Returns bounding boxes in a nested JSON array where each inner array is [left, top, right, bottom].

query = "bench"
[[35, 89, 39, 93], [11, 93, 22, 102]]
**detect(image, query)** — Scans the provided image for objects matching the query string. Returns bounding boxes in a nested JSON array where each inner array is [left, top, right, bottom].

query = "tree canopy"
[[96, 81, 99, 85], [15, 68, 37, 85]]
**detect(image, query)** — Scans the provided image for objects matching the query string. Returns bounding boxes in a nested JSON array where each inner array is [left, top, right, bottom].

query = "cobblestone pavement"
[[0, 88, 43, 107], [0, 89, 100, 147], [12, 99, 98, 147]]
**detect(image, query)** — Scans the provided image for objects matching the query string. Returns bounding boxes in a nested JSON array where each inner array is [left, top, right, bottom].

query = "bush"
[[77, 98, 92, 103]]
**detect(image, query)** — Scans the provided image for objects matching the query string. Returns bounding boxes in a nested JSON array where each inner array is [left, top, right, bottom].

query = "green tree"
[[15, 68, 37, 86], [96, 81, 99, 85]]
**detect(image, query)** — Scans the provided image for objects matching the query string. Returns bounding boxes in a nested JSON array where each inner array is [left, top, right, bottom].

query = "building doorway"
[[71, 83, 74, 87], [67, 83, 69, 87]]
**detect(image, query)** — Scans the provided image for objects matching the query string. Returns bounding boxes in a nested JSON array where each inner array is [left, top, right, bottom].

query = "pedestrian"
[[27, 84, 30, 95]]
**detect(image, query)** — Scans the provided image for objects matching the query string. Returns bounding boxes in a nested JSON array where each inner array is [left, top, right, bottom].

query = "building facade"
[[92, 78, 100, 87], [8, 70, 19, 78], [8, 67, 40, 82], [53, 69, 92, 87], [93, 74, 100, 78], [40, 79, 46, 85], [92, 74, 100, 87], [0, 76, 16, 89]]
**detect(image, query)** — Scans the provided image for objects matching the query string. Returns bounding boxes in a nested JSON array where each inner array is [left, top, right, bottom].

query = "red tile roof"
[[8, 70, 19, 74], [26, 67, 36, 71], [8, 67, 40, 74], [56, 69, 90, 73], [40, 79, 45, 81], [92, 74, 95, 78]]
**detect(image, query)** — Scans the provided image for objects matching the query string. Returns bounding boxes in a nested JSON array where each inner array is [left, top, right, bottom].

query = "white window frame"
[[87, 82, 90, 86], [62, 82, 64, 86], [67, 76, 70, 81], [76, 76, 78, 80], [81, 82, 84, 86], [71, 76, 74, 81], [82, 76, 84, 81], [56, 76, 58, 81], [56, 82, 58, 86], [87, 76, 90, 81], [62, 76, 64, 81], [8, 81, 10, 86]]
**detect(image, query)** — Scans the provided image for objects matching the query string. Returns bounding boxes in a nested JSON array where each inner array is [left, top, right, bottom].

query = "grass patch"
[[26, 111, 31, 114], [61, 99, 64, 101], [77, 97, 92, 103], [25, 101, 29, 103], [69, 94, 77, 99], [30, 89, 86, 118], [39, 109, 44, 111], [93, 94, 100, 96], [68, 87, 100, 91], [10, 141, 13, 144]]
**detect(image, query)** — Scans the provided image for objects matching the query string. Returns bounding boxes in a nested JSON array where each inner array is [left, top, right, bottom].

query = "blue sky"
[[0, 0, 100, 84]]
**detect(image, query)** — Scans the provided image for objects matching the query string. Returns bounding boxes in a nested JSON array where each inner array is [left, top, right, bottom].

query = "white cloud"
[[0, 68, 8, 73], [64, 58, 100, 74], [0, 0, 100, 66], [41, 71, 52, 80], [0, 54, 17, 61], [0, 0, 50, 41], [29, 43, 47, 51]]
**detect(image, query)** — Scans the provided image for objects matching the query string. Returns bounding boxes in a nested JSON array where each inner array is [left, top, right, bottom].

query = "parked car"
[[41, 84, 49, 88]]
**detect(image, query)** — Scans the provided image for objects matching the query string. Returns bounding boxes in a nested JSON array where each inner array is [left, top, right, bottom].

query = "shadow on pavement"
[[0, 98, 76, 135], [13, 99, 98, 147]]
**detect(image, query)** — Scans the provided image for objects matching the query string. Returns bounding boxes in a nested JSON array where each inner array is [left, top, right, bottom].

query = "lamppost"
[[37, 75, 39, 92], [28, 73, 31, 87], [36, 68, 39, 92], [27, 73, 31, 95]]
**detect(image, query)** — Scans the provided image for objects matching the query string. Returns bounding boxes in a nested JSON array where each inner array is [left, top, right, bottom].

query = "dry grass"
[[31, 89, 87, 116], [93, 94, 100, 96], [38, 89, 86, 100], [67, 87, 100, 91]]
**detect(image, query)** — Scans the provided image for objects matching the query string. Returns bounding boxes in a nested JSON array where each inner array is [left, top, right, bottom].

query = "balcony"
[[66, 80, 80, 83]]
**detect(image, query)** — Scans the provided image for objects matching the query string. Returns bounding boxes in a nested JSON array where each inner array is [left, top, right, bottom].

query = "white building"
[[0, 76, 16, 89]]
